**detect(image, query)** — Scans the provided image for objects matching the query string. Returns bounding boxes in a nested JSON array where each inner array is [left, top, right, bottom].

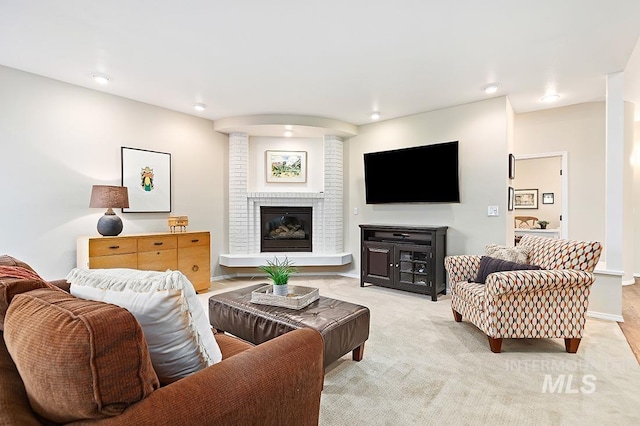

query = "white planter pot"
[[273, 284, 289, 296]]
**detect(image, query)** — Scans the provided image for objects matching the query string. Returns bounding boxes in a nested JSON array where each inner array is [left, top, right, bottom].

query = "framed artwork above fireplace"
[[265, 150, 307, 183]]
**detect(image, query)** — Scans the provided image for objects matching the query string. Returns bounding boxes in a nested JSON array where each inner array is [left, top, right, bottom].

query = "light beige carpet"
[[199, 276, 640, 425]]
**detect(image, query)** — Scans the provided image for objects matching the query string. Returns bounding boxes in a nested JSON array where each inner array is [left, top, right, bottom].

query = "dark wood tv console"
[[359, 224, 448, 301]]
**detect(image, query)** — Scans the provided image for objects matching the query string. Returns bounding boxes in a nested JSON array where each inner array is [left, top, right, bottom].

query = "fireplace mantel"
[[247, 192, 324, 199]]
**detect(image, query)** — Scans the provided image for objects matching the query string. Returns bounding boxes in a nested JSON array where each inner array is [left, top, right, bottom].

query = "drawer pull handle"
[[109, 245, 120, 249], [154, 242, 164, 246], [191, 239, 199, 243], [192, 265, 199, 272]]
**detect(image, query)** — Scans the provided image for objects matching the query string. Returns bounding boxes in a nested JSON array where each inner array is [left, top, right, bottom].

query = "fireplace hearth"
[[260, 206, 312, 252]]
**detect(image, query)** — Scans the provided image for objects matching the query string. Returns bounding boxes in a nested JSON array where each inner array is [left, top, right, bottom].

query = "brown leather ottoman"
[[209, 284, 370, 368]]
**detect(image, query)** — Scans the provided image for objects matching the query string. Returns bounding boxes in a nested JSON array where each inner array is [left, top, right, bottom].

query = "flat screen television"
[[364, 141, 460, 204]]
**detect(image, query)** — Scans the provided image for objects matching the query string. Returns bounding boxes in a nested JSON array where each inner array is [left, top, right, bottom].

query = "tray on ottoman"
[[250, 284, 319, 310]]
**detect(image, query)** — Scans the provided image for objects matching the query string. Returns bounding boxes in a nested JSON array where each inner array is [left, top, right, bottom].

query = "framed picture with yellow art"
[[121, 147, 171, 212]]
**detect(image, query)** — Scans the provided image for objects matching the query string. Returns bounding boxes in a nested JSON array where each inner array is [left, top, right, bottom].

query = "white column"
[[228, 132, 249, 254], [324, 135, 344, 253], [622, 102, 635, 284], [605, 73, 624, 272]]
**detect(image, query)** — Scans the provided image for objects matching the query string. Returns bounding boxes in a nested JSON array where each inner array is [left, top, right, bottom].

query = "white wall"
[[344, 97, 511, 276], [515, 101, 637, 280], [515, 102, 639, 319], [514, 103, 606, 242], [0, 65, 228, 280]]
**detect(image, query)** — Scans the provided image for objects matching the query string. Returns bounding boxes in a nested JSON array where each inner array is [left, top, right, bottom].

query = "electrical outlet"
[[487, 206, 499, 216], [354, 207, 359, 215]]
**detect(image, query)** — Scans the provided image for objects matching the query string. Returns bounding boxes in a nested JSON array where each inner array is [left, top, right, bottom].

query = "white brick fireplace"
[[219, 132, 352, 267]]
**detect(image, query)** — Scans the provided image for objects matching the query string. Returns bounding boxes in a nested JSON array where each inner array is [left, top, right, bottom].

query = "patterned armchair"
[[444, 235, 602, 353]]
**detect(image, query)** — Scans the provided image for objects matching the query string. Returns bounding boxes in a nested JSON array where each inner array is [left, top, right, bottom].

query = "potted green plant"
[[538, 220, 549, 229], [258, 256, 297, 296]]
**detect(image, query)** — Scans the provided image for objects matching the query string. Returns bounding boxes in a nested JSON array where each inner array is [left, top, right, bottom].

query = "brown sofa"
[[0, 255, 324, 425]]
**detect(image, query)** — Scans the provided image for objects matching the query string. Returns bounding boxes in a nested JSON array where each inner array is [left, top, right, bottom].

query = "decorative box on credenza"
[[76, 231, 211, 293]]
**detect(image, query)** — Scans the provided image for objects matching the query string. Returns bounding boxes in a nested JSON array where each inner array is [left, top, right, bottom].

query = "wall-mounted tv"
[[364, 141, 460, 204]]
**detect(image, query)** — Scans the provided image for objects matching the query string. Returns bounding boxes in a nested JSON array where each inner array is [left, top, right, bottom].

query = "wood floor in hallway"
[[618, 278, 640, 365]]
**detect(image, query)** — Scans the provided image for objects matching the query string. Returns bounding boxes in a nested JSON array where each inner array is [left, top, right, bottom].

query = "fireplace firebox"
[[260, 206, 312, 252]]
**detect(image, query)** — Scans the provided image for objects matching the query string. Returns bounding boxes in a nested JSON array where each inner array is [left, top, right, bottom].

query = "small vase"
[[273, 283, 289, 296]]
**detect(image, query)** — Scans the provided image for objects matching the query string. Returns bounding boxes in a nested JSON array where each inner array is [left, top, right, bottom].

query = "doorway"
[[514, 152, 568, 239]]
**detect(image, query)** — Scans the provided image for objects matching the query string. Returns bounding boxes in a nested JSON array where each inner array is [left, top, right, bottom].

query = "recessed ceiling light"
[[370, 111, 381, 120], [541, 94, 560, 103], [91, 73, 110, 85], [284, 130, 293, 137], [483, 84, 499, 94], [194, 103, 206, 112]]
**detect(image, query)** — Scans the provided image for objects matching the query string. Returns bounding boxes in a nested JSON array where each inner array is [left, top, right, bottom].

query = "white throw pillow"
[[66, 268, 222, 384], [485, 243, 531, 264]]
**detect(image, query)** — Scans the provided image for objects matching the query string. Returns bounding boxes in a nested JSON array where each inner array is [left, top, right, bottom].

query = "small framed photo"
[[542, 192, 554, 204], [266, 150, 307, 183], [508, 186, 514, 211], [514, 189, 538, 209], [121, 147, 171, 213], [508, 154, 515, 179]]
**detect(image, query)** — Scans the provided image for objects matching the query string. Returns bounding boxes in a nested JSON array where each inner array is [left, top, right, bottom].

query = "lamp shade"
[[89, 185, 130, 209], [89, 185, 129, 236]]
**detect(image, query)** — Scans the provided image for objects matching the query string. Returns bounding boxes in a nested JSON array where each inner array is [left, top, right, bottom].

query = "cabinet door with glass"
[[395, 244, 432, 291]]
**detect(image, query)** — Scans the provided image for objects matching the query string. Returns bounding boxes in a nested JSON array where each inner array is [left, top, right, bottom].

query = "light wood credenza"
[[76, 231, 211, 293]]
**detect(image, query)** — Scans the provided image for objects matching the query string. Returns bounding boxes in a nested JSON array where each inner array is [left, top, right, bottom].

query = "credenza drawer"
[[177, 232, 209, 248], [89, 238, 137, 257], [90, 253, 137, 269], [138, 249, 178, 271], [137, 235, 177, 252]]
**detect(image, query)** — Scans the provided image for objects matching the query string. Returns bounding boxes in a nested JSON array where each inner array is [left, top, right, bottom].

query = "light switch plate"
[[487, 206, 499, 216]]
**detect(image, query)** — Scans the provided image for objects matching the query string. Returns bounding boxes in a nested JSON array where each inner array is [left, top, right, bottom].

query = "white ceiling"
[[1, 0, 640, 127]]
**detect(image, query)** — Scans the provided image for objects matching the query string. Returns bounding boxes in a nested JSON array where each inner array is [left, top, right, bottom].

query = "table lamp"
[[89, 185, 130, 236]]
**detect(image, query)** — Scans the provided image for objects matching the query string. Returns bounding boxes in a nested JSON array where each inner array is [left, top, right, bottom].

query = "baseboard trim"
[[587, 310, 624, 322], [340, 272, 360, 279], [219, 252, 353, 267]]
